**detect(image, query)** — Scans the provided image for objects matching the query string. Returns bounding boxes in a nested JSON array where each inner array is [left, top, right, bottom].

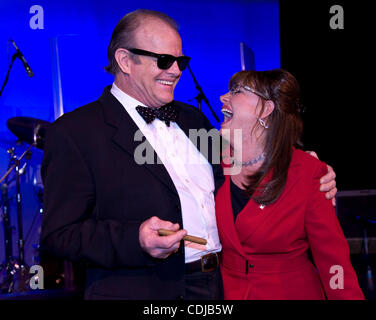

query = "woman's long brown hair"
[[229, 69, 303, 205]]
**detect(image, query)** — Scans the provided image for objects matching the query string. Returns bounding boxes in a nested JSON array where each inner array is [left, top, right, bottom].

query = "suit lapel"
[[99, 86, 178, 195], [174, 103, 190, 138], [236, 154, 302, 244], [217, 175, 247, 256]]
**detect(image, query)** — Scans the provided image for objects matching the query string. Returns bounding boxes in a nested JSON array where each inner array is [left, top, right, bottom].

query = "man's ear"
[[262, 100, 275, 118], [115, 48, 131, 74]]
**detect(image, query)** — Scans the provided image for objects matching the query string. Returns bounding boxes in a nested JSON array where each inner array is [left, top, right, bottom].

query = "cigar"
[[158, 229, 207, 245]]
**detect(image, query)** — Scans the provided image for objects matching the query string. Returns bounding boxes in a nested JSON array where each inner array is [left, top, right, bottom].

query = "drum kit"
[[0, 116, 50, 293]]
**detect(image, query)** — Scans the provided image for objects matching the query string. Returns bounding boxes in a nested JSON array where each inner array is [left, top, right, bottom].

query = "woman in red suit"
[[216, 69, 364, 300]]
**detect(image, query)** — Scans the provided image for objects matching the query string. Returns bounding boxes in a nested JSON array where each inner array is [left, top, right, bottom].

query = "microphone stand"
[[0, 143, 35, 293], [0, 182, 13, 293], [1, 147, 15, 266], [1, 39, 34, 99], [0, 143, 34, 185], [187, 65, 220, 123], [1, 183, 12, 262], [0, 52, 18, 98]]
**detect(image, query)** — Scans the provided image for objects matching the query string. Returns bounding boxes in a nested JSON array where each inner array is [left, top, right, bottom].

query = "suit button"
[[177, 295, 184, 300], [176, 204, 181, 212], [250, 264, 254, 268]]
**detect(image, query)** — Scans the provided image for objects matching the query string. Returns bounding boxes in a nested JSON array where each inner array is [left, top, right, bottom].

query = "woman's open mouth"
[[221, 107, 233, 124]]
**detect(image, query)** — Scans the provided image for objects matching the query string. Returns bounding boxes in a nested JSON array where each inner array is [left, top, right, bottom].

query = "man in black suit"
[[41, 9, 337, 299], [41, 9, 226, 299]]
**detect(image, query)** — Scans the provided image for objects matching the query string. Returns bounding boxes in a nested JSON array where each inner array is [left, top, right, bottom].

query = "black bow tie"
[[136, 104, 178, 127]]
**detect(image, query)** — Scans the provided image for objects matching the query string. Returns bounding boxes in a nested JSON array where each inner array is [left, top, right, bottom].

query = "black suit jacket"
[[41, 86, 224, 299]]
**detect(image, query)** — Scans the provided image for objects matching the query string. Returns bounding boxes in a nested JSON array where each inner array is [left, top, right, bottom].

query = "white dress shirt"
[[110, 83, 221, 263]]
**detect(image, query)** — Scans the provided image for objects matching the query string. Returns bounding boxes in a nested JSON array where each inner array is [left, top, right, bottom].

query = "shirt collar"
[[110, 82, 148, 129]]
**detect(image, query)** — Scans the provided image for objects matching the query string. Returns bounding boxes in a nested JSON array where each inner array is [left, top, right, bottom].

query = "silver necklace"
[[235, 152, 266, 167]]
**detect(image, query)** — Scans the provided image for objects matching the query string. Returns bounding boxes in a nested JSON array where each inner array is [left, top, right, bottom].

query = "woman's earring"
[[258, 118, 269, 129]]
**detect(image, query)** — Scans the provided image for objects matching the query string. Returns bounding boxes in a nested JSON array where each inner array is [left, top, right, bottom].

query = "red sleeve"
[[305, 161, 365, 300]]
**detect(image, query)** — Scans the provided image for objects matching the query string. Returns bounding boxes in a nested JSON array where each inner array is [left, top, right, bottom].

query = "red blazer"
[[215, 149, 364, 300]]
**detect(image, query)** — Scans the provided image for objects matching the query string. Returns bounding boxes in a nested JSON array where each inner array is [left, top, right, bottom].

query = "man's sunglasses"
[[126, 48, 191, 71]]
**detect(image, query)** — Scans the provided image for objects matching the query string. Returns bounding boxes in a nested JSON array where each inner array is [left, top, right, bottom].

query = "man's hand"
[[139, 216, 187, 259], [306, 151, 337, 206]]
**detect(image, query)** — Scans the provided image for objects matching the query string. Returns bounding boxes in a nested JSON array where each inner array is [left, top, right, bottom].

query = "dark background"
[[279, 0, 375, 191], [279, 1, 376, 299]]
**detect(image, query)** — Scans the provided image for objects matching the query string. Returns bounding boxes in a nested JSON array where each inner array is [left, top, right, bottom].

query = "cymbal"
[[6, 117, 51, 150]]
